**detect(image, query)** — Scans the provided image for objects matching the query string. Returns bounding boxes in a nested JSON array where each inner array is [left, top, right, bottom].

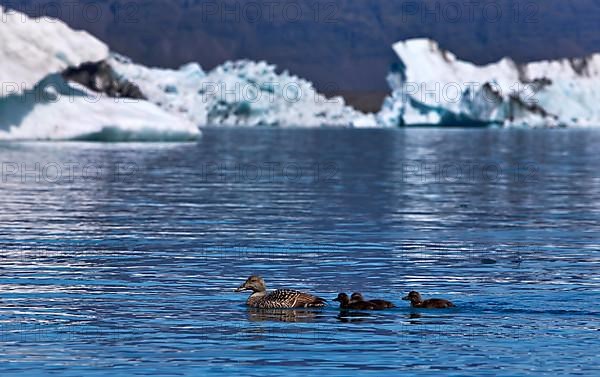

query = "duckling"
[[333, 293, 377, 310], [235, 275, 326, 309], [350, 292, 396, 309], [402, 291, 455, 309]]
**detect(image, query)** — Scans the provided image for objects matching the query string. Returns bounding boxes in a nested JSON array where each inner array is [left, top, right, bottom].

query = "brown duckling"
[[351, 292, 396, 309], [402, 291, 455, 309], [235, 275, 326, 309], [333, 293, 377, 310]]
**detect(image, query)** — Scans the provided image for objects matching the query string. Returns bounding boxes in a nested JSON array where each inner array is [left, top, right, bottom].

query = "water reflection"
[[245, 308, 324, 323], [336, 310, 375, 323]]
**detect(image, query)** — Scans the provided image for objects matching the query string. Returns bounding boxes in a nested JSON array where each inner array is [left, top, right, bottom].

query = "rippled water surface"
[[1, 128, 599, 376]]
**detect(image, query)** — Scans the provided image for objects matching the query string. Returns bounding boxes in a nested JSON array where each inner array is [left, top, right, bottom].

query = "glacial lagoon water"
[[0, 128, 599, 376]]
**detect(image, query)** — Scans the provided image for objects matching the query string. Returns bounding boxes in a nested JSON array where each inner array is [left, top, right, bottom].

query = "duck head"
[[350, 292, 364, 302], [235, 275, 266, 293], [332, 293, 350, 304], [402, 291, 422, 303]]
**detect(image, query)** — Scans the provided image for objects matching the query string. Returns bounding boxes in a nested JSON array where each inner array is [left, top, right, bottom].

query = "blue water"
[[0, 128, 599, 376]]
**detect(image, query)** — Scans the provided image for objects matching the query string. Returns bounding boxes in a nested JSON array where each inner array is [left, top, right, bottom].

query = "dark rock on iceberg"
[[62, 61, 146, 100]]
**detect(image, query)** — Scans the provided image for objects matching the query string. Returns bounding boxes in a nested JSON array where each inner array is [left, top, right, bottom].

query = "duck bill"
[[234, 284, 248, 292], [402, 295, 410, 300], [332, 298, 340, 302]]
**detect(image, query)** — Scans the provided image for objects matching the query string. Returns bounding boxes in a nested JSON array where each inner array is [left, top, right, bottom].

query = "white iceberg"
[[111, 56, 369, 128], [379, 38, 600, 127], [0, 75, 199, 141], [0, 4, 369, 139], [0, 6, 108, 94], [0, 6, 200, 141]]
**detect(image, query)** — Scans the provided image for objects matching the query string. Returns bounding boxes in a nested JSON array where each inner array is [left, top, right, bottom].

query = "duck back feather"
[[248, 289, 327, 309]]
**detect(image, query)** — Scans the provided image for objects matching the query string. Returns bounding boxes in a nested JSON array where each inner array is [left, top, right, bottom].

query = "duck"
[[333, 293, 377, 310], [350, 292, 396, 309], [234, 275, 327, 309], [402, 291, 455, 309]]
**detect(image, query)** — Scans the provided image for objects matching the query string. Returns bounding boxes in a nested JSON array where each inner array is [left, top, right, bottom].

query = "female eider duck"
[[333, 293, 377, 310], [402, 291, 455, 309], [350, 292, 396, 309], [235, 275, 326, 309]]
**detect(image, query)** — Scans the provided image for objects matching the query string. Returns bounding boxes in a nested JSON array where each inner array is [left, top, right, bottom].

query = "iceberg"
[[0, 6, 199, 141], [111, 56, 369, 128], [0, 6, 108, 94], [0, 5, 370, 139], [0, 74, 199, 141], [378, 38, 600, 127]]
